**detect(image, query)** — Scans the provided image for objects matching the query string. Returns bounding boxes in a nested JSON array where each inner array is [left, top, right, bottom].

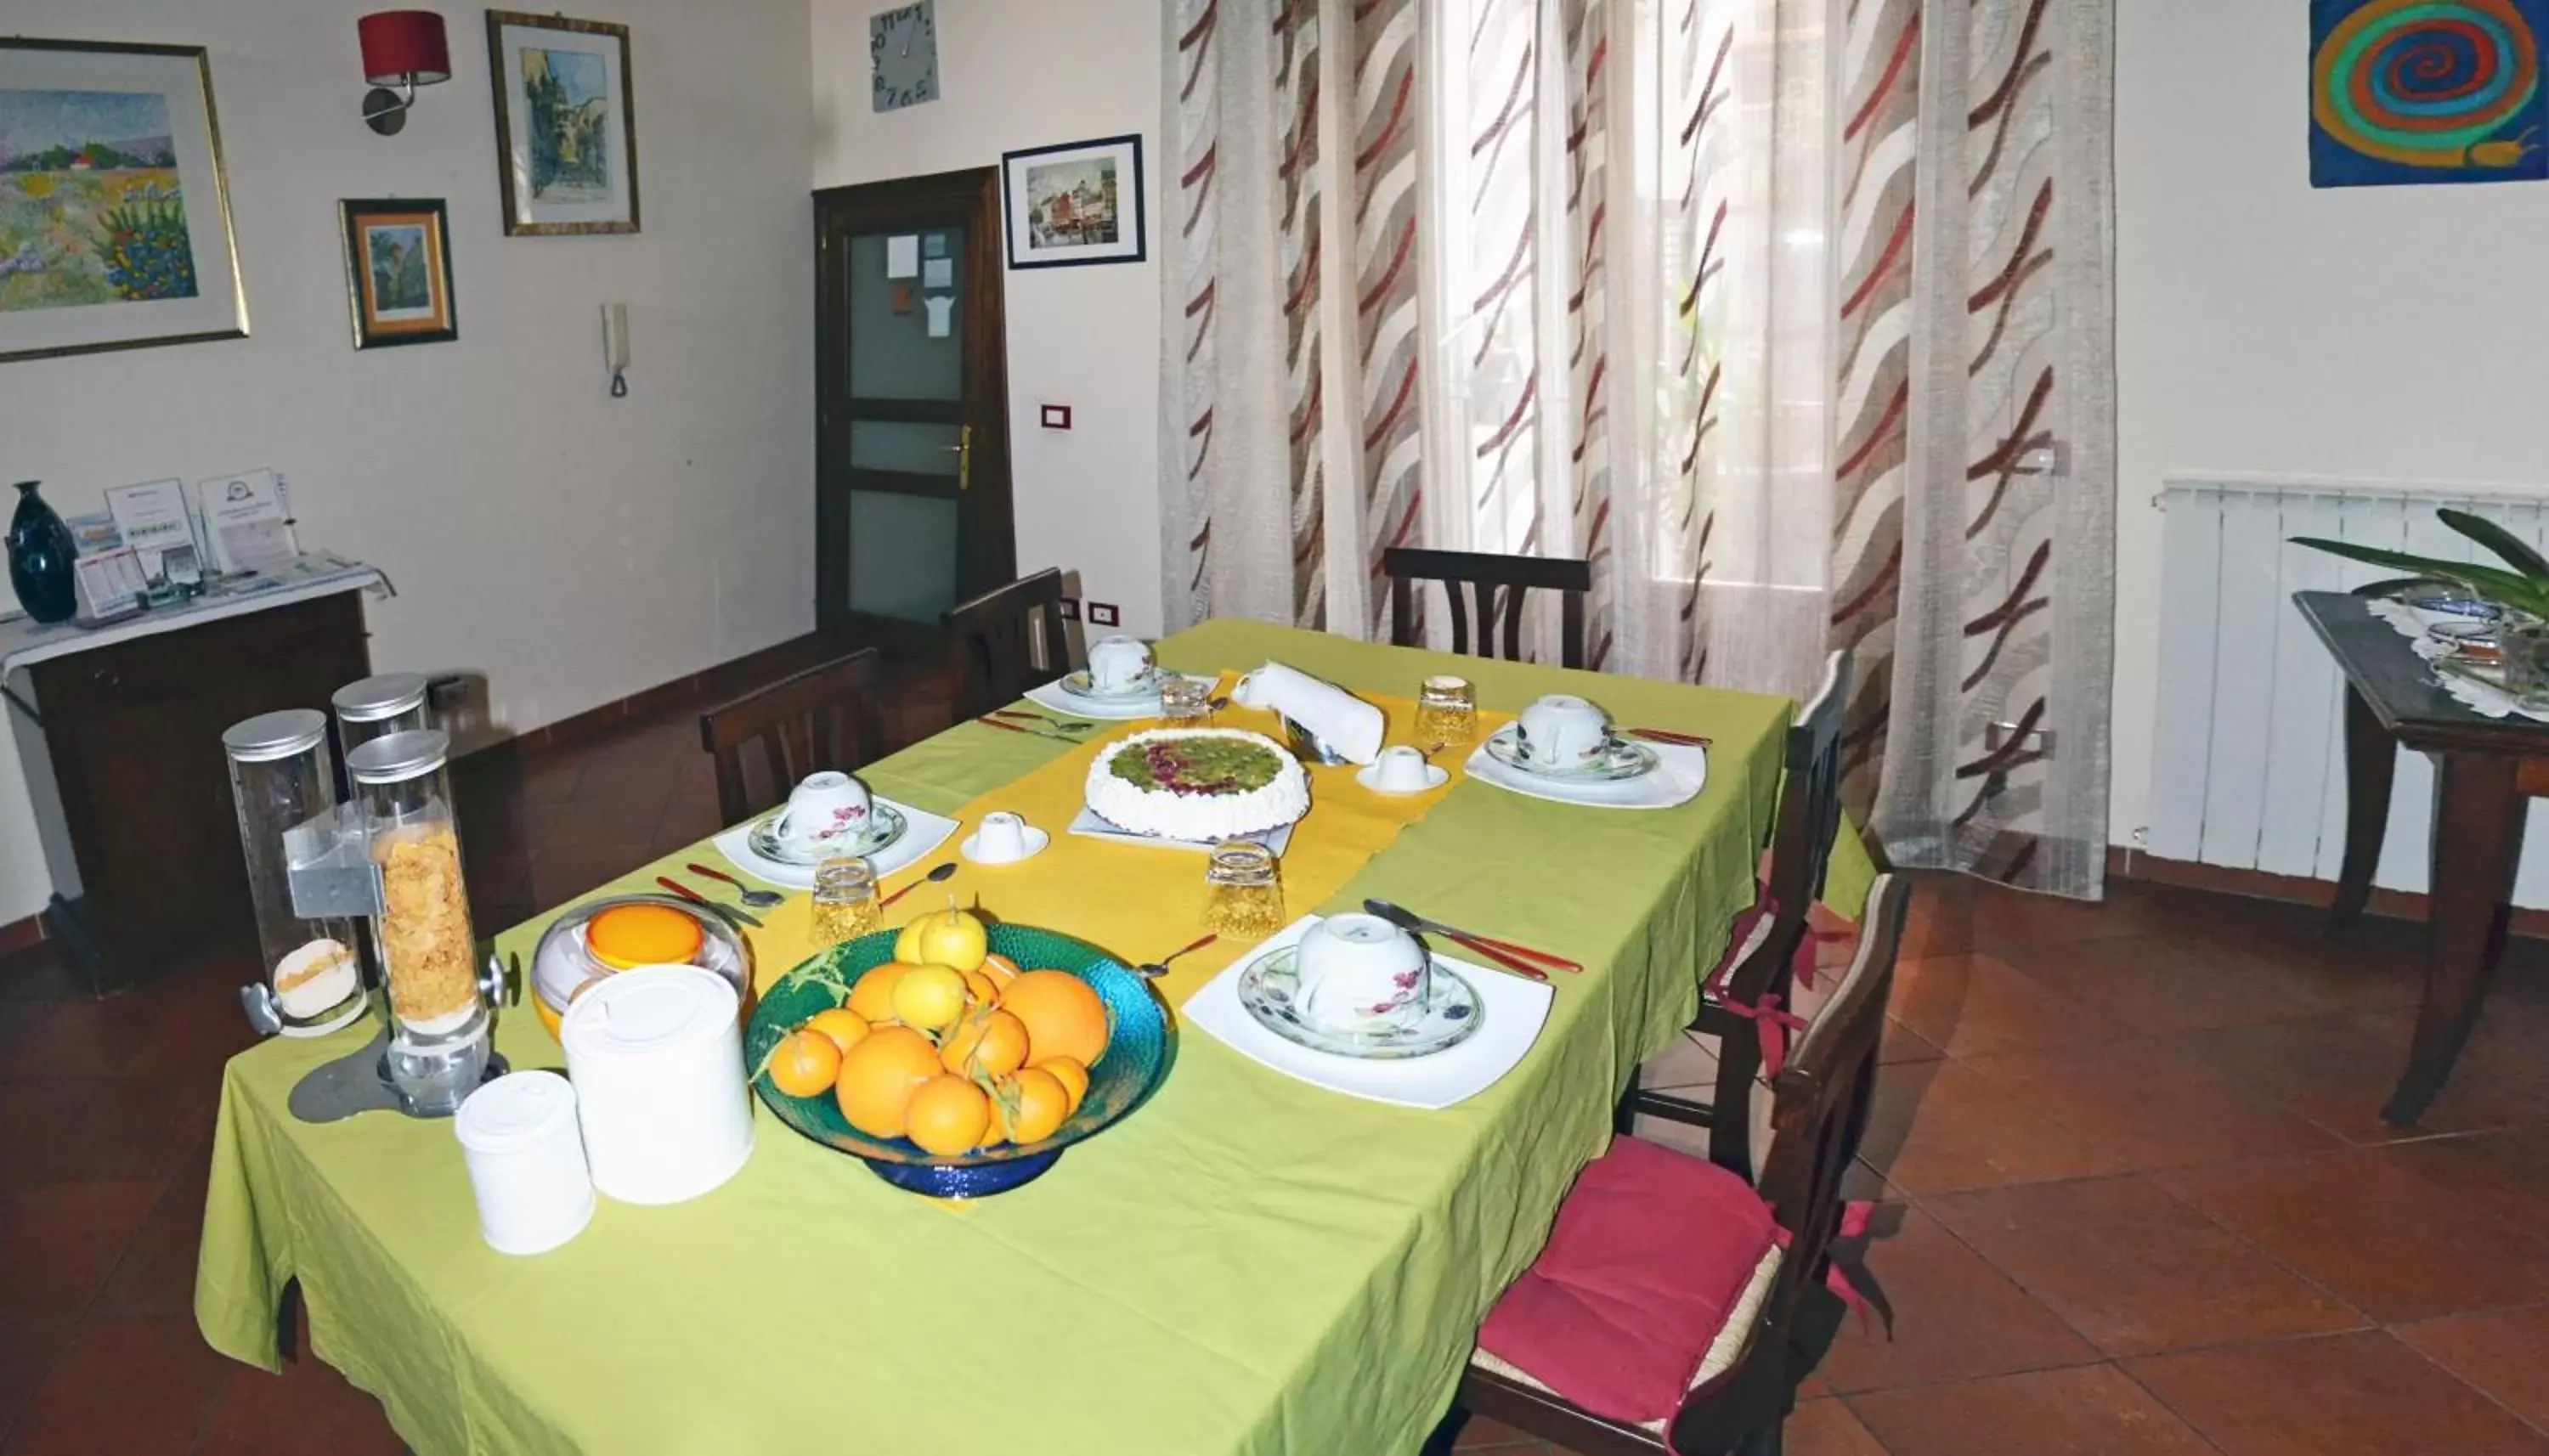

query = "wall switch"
[[1040, 404, 1072, 430], [1088, 601, 1119, 627], [1057, 596, 1081, 620]]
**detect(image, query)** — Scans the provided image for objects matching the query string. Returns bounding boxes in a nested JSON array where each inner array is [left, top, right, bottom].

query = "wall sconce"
[[358, 10, 450, 136]]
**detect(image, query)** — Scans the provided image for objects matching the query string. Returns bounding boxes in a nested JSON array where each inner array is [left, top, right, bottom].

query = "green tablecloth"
[[195, 621, 1874, 1454]]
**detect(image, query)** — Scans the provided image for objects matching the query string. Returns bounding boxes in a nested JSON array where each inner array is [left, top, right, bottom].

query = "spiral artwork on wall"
[[2311, 0, 2549, 186]]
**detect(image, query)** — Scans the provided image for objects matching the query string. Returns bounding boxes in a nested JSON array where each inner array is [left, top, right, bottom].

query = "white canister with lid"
[[560, 964, 754, 1205], [453, 1070, 594, 1256]]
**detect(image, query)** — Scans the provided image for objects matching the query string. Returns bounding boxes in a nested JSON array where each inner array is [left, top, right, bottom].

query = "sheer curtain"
[[1161, 0, 2117, 899]]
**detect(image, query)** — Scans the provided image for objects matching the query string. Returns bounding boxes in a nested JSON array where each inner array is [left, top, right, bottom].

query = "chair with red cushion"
[[1615, 648, 1853, 1182], [1453, 873, 1907, 1455]]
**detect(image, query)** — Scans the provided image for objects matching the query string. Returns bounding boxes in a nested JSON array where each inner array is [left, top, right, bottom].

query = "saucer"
[[1354, 760, 1450, 795], [1235, 946, 1482, 1060], [746, 803, 907, 867], [1060, 667, 1163, 703], [960, 825, 1051, 865], [1483, 726, 1657, 782]]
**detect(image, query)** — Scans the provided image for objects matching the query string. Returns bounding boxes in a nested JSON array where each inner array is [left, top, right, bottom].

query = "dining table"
[[193, 618, 1877, 1455]]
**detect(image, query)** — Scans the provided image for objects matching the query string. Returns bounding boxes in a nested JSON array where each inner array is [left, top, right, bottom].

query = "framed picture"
[[0, 39, 247, 364], [485, 11, 639, 235], [1001, 134, 1145, 269], [339, 198, 456, 348]]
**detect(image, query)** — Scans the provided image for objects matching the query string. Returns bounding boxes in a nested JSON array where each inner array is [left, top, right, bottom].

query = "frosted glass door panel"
[[847, 490, 959, 622], [847, 229, 964, 402], [851, 420, 961, 477]]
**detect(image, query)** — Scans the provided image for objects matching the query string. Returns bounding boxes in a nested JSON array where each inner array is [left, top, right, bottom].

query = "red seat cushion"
[[1475, 1135, 1779, 1427]]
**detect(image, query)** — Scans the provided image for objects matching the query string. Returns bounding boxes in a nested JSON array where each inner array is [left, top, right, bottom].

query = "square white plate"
[[710, 795, 959, 890]]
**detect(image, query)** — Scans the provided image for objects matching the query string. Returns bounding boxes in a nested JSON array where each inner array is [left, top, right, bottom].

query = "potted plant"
[[2292, 508, 2549, 691]]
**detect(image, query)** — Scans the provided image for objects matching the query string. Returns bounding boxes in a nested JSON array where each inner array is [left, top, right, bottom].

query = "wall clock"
[[870, 1, 939, 112]]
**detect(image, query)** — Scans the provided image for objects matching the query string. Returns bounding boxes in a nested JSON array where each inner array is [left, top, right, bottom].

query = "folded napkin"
[[1232, 662, 1387, 765]]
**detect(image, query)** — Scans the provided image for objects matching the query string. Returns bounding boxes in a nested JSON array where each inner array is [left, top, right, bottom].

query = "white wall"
[[0, 0, 815, 923], [809, 0, 1163, 636], [2111, 0, 2549, 845]]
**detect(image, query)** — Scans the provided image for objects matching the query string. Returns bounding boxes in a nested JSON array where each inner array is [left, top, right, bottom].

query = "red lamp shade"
[[359, 11, 450, 87]]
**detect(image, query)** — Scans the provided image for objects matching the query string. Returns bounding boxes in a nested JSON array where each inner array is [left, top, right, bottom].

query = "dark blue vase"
[[7, 481, 78, 624]]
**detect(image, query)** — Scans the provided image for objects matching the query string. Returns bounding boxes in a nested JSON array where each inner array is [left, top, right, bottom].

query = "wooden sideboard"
[[4, 583, 374, 994]]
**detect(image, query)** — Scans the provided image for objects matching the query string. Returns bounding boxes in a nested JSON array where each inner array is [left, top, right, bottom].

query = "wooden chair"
[[1449, 874, 1909, 1456], [941, 567, 1073, 720], [1618, 648, 1854, 1180], [697, 648, 890, 826], [1382, 548, 1593, 669]]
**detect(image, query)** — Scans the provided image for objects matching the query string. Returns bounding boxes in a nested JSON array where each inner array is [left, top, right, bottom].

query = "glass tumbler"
[[1158, 674, 1214, 722], [812, 856, 882, 945], [1201, 841, 1285, 939], [1415, 675, 1478, 749]]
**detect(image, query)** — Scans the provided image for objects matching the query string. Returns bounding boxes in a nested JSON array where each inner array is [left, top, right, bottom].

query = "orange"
[[1000, 971, 1110, 1068], [977, 953, 1023, 990], [845, 962, 916, 1024], [940, 1007, 1030, 1078], [905, 1075, 992, 1155], [959, 968, 1000, 1006], [766, 1030, 841, 1098], [804, 1007, 872, 1056], [832, 1025, 941, 1138], [993, 1066, 1071, 1144], [1037, 1055, 1089, 1115], [892, 963, 970, 1031]]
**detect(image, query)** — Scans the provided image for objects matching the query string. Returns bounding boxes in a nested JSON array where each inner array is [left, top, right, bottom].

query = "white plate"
[[1065, 804, 1298, 855], [1354, 760, 1450, 795], [1481, 725, 1659, 782], [960, 825, 1051, 865], [1235, 946, 1482, 1059], [1465, 735, 1708, 810], [745, 803, 907, 867], [709, 796, 960, 890], [1059, 667, 1164, 702], [1022, 672, 1218, 722]]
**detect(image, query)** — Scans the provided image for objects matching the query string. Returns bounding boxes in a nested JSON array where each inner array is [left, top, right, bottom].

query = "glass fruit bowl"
[[743, 923, 1175, 1198]]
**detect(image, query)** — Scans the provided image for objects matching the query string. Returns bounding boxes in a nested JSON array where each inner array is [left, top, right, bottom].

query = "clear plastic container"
[[331, 672, 432, 754], [223, 709, 368, 1038], [348, 727, 490, 1115]]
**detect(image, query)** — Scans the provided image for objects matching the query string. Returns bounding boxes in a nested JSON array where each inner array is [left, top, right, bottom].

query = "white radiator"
[[2148, 474, 2549, 909]]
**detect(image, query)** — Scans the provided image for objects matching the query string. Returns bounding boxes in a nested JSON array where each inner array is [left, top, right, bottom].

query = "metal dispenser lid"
[[332, 672, 430, 724], [347, 728, 451, 785], [222, 708, 329, 765]]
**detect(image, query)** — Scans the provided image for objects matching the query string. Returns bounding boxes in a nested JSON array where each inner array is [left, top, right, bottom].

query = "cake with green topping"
[[1085, 729, 1310, 841]]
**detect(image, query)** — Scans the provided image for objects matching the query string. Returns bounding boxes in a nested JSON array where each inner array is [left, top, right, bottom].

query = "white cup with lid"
[[453, 1070, 595, 1256], [562, 965, 754, 1205]]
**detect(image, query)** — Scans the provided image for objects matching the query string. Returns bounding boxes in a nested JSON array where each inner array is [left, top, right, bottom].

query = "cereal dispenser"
[[343, 728, 503, 1115], [331, 671, 432, 755], [224, 709, 369, 1039]]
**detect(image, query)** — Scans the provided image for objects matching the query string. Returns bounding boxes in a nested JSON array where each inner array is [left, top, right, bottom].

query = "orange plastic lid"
[[588, 903, 705, 969]]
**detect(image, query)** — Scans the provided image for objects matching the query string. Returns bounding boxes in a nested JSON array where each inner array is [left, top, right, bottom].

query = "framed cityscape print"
[[0, 38, 247, 364], [340, 198, 456, 348], [484, 11, 639, 235], [1001, 134, 1145, 269]]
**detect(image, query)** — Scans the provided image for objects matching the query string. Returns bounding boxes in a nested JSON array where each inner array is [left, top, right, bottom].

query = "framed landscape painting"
[[484, 12, 638, 235], [1001, 134, 1145, 269], [0, 39, 246, 364], [340, 198, 455, 348]]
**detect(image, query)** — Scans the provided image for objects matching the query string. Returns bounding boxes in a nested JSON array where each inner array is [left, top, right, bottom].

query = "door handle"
[[945, 424, 972, 493]]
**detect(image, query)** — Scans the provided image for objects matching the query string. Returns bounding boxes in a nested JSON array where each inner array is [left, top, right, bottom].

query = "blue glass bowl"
[[745, 923, 1175, 1197]]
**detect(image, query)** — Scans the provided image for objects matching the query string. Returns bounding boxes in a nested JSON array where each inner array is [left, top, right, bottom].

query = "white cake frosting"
[[1085, 729, 1311, 842]]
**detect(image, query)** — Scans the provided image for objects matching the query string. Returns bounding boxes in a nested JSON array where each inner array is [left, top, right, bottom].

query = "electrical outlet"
[[1088, 601, 1120, 627], [1057, 596, 1081, 621]]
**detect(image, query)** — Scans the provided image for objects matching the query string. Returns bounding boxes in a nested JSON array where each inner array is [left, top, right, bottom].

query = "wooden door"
[[814, 168, 1015, 656]]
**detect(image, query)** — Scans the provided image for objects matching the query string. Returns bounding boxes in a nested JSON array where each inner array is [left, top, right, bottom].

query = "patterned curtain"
[[1161, 0, 2117, 900]]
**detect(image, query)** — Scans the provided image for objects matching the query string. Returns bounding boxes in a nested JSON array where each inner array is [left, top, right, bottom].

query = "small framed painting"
[[0, 38, 248, 364], [339, 198, 456, 348], [485, 11, 639, 235], [1001, 133, 1145, 269]]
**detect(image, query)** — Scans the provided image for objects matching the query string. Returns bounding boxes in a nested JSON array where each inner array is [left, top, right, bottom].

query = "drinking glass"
[[1159, 674, 1213, 722], [1201, 840, 1285, 938], [1415, 675, 1478, 749], [811, 856, 881, 945]]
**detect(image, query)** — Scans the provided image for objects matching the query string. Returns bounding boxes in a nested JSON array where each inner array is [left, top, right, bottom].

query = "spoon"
[[1132, 933, 1218, 979], [878, 860, 958, 910], [686, 861, 783, 909]]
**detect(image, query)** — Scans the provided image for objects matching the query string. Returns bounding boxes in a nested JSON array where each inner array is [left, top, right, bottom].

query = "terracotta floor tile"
[[1856, 1058, 2136, 1196], [2396, 1306, 2549, 1431], [1783, 1398, 1887, 1456], [1886, 953, 2121, 1058], [0, 1314, 234, 1455], [0, 1075, 213, 1191], [1811, 1205, 2100, 1394], [1924, 1175, 2366, 1357], [0, 1181, 161, 1321], [1641, 1030, 1721, 1092], [1879, 1016, 1944, 1064], [92, 1138, 212, 1320], [2128, 1330, 2549, 1456], [2160, 1146, 2549, 1323], [2163, 1013, 2549, 1146], [0, 1320, 69, 1439], [2383, 1125, 2549, 1231], [1848, 1364, 2216, 1456], [196, 1354, 407, 1456], [1450, 1411, 1548, 1449], [1957, 1037, 2342, 1171], [2004, 935, 2333, 1036]]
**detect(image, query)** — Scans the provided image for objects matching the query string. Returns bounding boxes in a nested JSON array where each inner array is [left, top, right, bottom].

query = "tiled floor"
[[10, 679, 2549, 1454]]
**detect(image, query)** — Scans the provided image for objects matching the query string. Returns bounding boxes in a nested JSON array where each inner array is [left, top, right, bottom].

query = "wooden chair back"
[[696, 648, 889, 826], [1382, 548, 1593, 669], [941, 567, 1072, 720]]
